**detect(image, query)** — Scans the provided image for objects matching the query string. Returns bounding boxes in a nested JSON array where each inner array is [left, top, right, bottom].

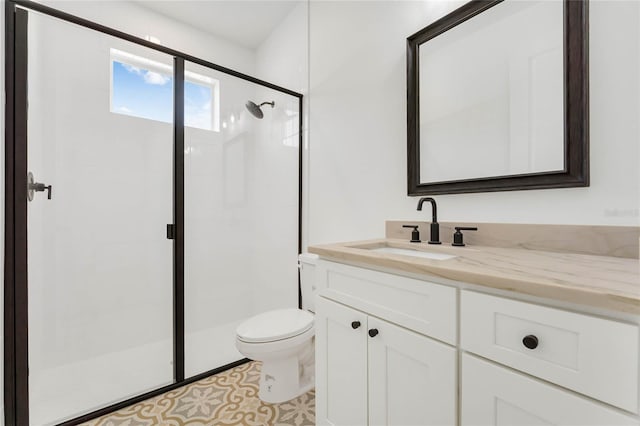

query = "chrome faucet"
[[416, 197, 441, 244]]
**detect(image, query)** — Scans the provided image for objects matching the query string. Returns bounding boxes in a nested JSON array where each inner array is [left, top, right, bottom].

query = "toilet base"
[[258, 356, 314, 403], [257, 338, 315, 403]]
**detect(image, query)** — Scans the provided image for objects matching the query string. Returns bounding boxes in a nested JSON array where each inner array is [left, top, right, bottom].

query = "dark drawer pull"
[[368, 328, 379, 338], [522, 335, 539, 350], [351, 321, 361, 329]]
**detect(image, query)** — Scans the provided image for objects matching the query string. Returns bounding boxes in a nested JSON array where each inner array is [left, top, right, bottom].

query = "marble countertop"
[[308, 239, 640, 315]]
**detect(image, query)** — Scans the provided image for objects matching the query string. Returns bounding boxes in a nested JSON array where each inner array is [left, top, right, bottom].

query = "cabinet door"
[[462, 354, 639, 426], [316, 297, 368, 426], [368, 316, 457, 426]]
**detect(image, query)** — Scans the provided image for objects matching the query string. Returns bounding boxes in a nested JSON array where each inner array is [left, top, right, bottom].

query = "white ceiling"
[[134, 0, 300, 49]]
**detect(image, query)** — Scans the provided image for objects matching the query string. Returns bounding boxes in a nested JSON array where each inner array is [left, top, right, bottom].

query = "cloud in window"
[[112, 53, 217, 130], [144, 71, 171, 86], [122, 63, 141, 75], [122, 62, 170, 86]]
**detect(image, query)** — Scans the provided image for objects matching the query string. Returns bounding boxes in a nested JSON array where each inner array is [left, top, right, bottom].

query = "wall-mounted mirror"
[[407, 0, 588, 195]]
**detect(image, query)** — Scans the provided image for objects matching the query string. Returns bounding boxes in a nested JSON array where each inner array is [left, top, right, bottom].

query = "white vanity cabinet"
[[460, 290, 640, 426], [314, 261, 457, 426], [315, 297, 456, 426], [314, 258, 640, 426], [460, 290, 639, 413]]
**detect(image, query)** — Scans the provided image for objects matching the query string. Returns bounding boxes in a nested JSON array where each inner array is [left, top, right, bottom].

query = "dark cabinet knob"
[[522, 334, 539, 350], [351, 321, 361, 329], [368, 328, 379, 338]]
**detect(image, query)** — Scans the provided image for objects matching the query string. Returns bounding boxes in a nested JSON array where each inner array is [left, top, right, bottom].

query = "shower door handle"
[[27, 172, 52, 201], [166, 224, 176, 240]]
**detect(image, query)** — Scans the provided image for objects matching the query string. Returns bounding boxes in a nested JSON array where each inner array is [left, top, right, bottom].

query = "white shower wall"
[[246, 89, 300, 312], [0, 1, 306, 422], [22, 5, 301, 424], [184, 63, 300, 377], [27, 13, 175, 425]]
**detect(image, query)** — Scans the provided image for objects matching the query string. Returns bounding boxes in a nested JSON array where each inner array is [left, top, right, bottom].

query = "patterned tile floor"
[[82, 361, 315, 426]]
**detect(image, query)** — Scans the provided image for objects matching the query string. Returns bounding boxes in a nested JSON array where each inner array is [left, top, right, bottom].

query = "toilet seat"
[[236, 308, 314, 343]]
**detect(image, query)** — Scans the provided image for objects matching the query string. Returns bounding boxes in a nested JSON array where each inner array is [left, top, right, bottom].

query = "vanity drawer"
[[316, 260, 457, 344], [462, 354, 639, 426], [461, 290, 639, 413]]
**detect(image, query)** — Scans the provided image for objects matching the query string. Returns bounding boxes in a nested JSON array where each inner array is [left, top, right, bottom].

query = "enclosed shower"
[[5, 2, 302, 425]]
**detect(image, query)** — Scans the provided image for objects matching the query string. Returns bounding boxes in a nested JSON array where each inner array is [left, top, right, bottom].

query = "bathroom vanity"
[[309, 238, 640, 426]]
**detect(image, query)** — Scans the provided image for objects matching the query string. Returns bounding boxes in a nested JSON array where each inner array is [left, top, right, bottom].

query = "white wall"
[[308, 0, 640, 246], [256, 2, 309, 94], [39, 0, 256, 75]]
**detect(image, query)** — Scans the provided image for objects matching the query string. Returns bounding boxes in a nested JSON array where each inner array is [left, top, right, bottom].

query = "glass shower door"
[[183, 60, 301, 378], [26, 11, 175, 425]]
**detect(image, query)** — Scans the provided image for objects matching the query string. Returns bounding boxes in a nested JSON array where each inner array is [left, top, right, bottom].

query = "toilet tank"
[[298, 253, 319, 313]]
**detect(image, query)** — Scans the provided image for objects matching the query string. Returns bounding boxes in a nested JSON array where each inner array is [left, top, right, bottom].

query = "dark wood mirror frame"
[[407, 0, 589, 195]]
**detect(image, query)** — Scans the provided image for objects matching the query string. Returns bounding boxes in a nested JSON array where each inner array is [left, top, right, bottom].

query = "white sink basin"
[[367, 246, 457, 260]]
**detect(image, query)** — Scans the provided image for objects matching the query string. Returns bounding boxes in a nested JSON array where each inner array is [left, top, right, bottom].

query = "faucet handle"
[[452, 227, 477, 247], [402, 225, 421, 243]]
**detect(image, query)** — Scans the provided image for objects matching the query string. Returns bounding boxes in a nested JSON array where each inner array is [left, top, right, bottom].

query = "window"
[[184, 73, 218, 131], [110, 49, 219, 131]]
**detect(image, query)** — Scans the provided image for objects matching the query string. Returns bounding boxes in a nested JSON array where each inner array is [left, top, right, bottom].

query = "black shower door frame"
[[4, 1, 304, 424]]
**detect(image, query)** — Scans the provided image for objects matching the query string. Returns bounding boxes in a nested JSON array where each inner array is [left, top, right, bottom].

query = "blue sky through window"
[[185, 81, 212, 130], [112, 59, 214, 131]]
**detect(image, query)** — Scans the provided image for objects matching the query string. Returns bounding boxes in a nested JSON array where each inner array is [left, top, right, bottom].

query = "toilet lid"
[[236, 308, 314, 343]]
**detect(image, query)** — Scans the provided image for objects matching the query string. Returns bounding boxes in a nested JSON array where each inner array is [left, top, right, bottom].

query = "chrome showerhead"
[[245, 100, 275, 119]]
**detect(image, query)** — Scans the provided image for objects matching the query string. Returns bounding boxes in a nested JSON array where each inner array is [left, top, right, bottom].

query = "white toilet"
[[235, 253, 318, 403]]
